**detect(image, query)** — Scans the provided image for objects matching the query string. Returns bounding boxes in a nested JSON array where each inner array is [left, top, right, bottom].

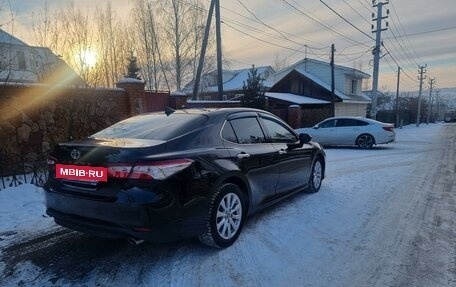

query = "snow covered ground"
[[1, 123, 455, 286]]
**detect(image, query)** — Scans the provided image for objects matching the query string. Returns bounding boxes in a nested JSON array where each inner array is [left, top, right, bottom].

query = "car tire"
[[199, 183, 245, 248], [307, 158, 323, 193], [356, 134, 375, 149]]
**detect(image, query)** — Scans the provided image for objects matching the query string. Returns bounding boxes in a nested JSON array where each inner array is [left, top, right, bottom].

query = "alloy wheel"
[[312, 160, 322, 190], [216, 192, 243, 240], [357, 134, 374, 148]]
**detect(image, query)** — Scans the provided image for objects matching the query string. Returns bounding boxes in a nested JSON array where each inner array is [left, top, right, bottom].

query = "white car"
[[295, 116, 395, 149]]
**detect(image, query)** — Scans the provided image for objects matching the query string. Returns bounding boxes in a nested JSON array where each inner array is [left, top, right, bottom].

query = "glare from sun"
[[78, 49, 97, 68]]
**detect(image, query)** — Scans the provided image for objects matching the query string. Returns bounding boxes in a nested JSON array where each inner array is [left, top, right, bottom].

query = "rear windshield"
[[90, 113, 208, 141]]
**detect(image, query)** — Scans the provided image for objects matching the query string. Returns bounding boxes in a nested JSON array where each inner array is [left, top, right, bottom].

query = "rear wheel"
[[199, 183, 245, 248], [356, 134, 375, 149], [307, 158, 323, 193]]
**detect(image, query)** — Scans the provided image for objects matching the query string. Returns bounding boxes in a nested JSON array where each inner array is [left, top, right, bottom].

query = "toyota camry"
[[44, 108, 325, 248]]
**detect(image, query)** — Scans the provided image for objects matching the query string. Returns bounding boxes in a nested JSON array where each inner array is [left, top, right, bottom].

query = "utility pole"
[[416, 65, 427, 127], [215, 0, 223, 100], [426, 77, 435, 124], [305, 44, 308, 72], [370, 1, 389, 119], [192, 0, 216, 100], [435, 90, 440, 121], [330, 44, 335, 117], [395, 66, 400, 126]]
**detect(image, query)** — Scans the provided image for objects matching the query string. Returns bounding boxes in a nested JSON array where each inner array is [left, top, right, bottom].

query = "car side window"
[[337, 119, 355, 127], [227, 117, 266, 144], [261, 117, 298, 143], [355, 120, 369, 126], [336, 119, 369, 127], [320, 119, 336, 128], [221, 122, 238, 143]]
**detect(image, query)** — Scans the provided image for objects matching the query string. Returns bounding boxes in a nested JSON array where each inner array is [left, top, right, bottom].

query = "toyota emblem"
[[70, 149, 81, 160]]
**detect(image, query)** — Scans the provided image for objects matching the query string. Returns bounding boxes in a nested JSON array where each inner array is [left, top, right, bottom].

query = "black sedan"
[[44, 108, 325, 248]]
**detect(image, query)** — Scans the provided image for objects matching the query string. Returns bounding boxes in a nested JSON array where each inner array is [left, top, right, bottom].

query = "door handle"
[[278, 150, 287, 155], [237, 153, 251, 159]]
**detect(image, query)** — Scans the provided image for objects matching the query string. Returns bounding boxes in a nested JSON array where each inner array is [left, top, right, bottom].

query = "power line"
[[182, 0, 329, 50], [389, 0, 425, 64], [382, 44, 418, 84], [383, 25, 456, 39], [320, 0, 374, 40], [222, 21, 313, 54], [234, 0, 321, 49], [357, 0, 374, 13], [343, 0, 371, 25], [279, 0, 371, 47], [221, 17, 329, 54], [337, 48, 372, 64], [219, 0, 327, 47]]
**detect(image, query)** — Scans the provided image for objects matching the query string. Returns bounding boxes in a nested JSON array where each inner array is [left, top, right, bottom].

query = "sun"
[[77, 49, 97, 68]]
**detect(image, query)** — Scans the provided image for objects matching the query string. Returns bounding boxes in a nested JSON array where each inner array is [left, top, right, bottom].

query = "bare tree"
[[158, 0, 211, 91], [26, 0, 214, 90], [272, 53, 288, 72], [95, 3, 129, 87], [131, 0, 169, 91]]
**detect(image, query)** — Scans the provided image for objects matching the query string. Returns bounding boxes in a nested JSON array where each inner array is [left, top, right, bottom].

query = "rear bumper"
[[44, 186, 208, 243], [376, 132, 396, 144]]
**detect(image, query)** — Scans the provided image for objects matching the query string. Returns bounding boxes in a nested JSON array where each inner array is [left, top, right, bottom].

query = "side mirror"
[[299, 133, 312, 144], [312, 125, 319, 129]]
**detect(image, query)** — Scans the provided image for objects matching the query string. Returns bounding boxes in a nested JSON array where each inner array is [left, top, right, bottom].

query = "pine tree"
[[241, 65, 266, 110], [125, 51, 141, 80]]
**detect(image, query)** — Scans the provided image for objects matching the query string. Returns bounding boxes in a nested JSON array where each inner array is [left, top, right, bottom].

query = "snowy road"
[[1, 123, 455, 286]]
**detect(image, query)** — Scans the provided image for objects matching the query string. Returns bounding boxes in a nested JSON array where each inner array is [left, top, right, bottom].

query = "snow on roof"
[[203, 66, 273, 92], [265, 92, 330, 105], [171, 91, 187, 97], [117, 77, 145, 84]]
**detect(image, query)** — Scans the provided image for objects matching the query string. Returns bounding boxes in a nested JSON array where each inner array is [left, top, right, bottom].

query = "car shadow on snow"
[[1, 226, 220, 285]]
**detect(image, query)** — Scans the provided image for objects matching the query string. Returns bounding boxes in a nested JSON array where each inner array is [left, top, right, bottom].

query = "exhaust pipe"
[[127, 237, 145, 246]]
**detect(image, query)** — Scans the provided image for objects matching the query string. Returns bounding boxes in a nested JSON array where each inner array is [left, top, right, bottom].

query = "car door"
[[336, 118, 369, 144], [312, 119, 338, 145], [221, 113, 279, 206], [259, 114, 313, 196]]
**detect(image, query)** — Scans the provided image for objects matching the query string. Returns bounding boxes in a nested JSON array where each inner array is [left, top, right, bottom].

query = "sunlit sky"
[[2, 0, 456, 90]]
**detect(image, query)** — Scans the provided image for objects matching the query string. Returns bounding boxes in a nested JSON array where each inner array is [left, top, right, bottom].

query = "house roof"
[[272, 68, 370, 103], [0, 29, 28, 46], [265, 92, 330, 105], [220, 66, 273, 92], [182, 66, 274, 94], [276, 58, 370, 79]]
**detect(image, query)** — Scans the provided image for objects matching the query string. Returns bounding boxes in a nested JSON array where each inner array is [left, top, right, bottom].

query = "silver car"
[[295, 116, 395, 149]]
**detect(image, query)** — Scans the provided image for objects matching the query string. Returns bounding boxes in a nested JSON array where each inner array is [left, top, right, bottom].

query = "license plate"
[[56, 164, 108, 182]]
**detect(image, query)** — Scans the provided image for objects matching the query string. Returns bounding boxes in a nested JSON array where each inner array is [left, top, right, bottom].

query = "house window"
[[17, 51, 26, 69], [351, 79, 357, 95]]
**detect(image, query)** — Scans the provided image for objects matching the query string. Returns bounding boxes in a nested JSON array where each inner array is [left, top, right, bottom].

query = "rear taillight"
[[47, 156, 57, 171], [108, 159, 193, 180], [382, 126, 394, 132]]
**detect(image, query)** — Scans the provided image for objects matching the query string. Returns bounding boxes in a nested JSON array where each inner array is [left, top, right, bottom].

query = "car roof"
[[145, 107, 275, 118], [322, 116, 388, 125]]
